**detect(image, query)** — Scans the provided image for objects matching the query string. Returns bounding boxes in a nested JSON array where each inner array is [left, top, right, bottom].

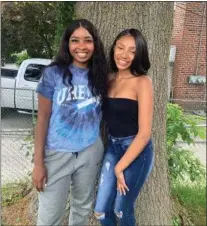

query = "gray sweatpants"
[[37, 137, 104, 226]]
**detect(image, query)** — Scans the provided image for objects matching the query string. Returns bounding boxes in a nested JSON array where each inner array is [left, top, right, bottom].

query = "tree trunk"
[[75, 2, 174, 225]]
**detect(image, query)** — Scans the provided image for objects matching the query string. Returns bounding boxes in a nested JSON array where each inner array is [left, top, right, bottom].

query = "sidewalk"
[[177, 140, 206, 166]]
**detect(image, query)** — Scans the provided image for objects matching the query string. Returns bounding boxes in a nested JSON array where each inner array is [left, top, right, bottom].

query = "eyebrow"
[[116, 43, 136, 49], [70, 36, 93, 39]]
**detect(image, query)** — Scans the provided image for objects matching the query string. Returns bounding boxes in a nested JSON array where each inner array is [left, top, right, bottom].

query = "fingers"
[[117, 183, 124, 195], [33, 178, 47, 192], [32, 166, 47, 192], [117, 183, 129, 195], [116, 172, 129, 196], [42, 177, 47, 188], [37, 180, 44, 192], [117, 179, 129, 196]]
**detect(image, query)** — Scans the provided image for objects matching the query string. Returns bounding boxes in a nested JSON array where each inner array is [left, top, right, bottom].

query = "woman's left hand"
[[115, 166, 129, 195]]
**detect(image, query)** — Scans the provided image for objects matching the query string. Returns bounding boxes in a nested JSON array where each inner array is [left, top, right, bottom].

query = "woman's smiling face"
[[114, 35, 136, 71], [69, 26, 94, 68]]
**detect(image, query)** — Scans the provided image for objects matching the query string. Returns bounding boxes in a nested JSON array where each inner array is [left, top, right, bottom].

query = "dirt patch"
[[2, 195, 31, 225]]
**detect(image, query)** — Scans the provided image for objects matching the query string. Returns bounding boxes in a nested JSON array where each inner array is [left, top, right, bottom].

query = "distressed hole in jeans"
[[105, 161, 110, 171], [115, 211, 123, 219], [94, 212, 105, 220]]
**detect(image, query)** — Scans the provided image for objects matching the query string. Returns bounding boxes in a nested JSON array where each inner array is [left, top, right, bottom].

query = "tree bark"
[[75, 2, 174, 225]]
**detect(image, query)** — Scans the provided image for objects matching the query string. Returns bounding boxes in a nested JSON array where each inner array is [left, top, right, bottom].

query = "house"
[[170, 2, 206, 110]]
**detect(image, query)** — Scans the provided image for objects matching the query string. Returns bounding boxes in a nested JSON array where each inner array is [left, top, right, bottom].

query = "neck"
[[116, 69, 132, 80], [72, 61, 88, 69]]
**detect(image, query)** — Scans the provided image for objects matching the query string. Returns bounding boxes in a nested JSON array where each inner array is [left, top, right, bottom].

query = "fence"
[[1, 88, 206, 184], [1, 87, 206, 224], [1, 87, 36, 185]]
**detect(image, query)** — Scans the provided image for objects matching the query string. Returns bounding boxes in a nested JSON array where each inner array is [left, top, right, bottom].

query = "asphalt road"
[[1, 109, 34, 131]]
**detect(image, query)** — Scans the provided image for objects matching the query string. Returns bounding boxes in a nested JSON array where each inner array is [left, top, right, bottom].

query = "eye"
[[71, 39, 79, 43], [85, 39, 93, 43]]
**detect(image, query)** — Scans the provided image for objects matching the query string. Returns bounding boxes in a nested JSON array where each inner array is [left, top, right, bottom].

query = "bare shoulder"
[[136, 75, 152, 89], [136, 75, 152, 84], [133, 76, 153, 97]]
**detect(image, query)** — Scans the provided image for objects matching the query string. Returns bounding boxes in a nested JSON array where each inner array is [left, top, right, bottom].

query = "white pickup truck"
[[1, 58, 51, 111]]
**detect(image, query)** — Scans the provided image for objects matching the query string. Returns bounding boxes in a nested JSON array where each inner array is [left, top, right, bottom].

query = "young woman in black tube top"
[[94, 28, 154, 226]]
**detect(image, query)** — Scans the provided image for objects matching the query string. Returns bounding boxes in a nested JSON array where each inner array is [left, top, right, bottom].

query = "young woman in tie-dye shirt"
[[32, 19, 108, 226]]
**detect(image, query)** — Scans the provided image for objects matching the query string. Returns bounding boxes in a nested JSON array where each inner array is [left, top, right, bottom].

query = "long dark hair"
[[110, 29, 150, 76], [49, 19, 108, 98]]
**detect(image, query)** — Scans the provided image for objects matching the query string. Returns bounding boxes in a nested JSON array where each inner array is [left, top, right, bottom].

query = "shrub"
[[11, 50, 30, 66], [167, 103, 205, 182]]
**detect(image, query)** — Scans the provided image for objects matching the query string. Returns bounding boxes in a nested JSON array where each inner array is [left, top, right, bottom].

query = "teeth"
[[76, 52, 87, 58]]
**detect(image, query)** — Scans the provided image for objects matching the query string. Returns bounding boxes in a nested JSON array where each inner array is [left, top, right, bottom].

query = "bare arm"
[[33, 94, 52, 191], [115, 76, 153, 172], [34, 94, 52, 165]]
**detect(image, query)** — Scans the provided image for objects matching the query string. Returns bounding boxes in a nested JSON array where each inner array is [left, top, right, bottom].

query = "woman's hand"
[[32, 164, 47, 192], [115, 166, 129, 195]]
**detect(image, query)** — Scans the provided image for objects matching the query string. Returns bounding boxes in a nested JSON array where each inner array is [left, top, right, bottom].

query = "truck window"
[[24, 64, 46, 82], [1, 68, 18, 78]]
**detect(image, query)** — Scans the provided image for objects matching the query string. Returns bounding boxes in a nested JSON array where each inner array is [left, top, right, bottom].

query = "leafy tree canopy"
[[1, 2, 75, 62]]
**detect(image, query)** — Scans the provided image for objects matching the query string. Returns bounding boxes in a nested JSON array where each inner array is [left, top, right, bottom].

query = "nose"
[[78, 41, 87, 50], [121, 50, 129, 59]]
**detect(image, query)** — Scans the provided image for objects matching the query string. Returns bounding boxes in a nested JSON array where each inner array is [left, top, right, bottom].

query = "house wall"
[[171, 2, 206, 109]]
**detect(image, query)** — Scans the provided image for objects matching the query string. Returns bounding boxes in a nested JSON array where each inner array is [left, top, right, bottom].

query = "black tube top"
[[102, 97, 138, 137]]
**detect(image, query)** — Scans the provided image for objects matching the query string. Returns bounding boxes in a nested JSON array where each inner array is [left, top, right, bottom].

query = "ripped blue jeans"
[[94, 134, 154, 226]]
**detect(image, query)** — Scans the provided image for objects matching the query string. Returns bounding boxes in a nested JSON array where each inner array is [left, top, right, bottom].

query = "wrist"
[[34, 160, 44, 166], [34, 150, 45, 166], [115, 164, 122, 173]]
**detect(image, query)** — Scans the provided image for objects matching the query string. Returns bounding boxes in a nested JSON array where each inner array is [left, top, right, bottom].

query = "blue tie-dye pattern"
[[36, 64, 102, 152]]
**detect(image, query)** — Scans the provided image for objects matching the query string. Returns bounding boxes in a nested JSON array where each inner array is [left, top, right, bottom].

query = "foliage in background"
[[1, 2, 23, 63], [167, 103, 205, 182], [1, 2, 75, 63], [11, 50, 30, 66], [1, 2, 55, 61], [172, 180, 206, 226], [2, 180, 32, 206], [167, 104, 206, 226], [53, 2, 75, 53]]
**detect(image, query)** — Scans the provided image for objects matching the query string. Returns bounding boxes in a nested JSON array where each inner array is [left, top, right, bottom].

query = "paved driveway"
[[2, 109, 34, 130]]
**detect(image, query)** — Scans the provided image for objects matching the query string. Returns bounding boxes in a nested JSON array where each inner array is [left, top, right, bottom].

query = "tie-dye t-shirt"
[[36, 64, 101, 152]]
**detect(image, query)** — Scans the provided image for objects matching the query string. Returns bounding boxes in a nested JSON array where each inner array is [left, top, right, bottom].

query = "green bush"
[[11, 50, 30, 66], [167, 103, 205, 182], [2, 180, 31, 206]]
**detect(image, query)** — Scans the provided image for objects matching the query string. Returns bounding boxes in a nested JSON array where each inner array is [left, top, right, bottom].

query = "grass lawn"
[[172, 180, 206, 226]]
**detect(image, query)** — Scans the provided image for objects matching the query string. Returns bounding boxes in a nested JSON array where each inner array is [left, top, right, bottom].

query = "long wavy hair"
[[49, 19, 108, 99]]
